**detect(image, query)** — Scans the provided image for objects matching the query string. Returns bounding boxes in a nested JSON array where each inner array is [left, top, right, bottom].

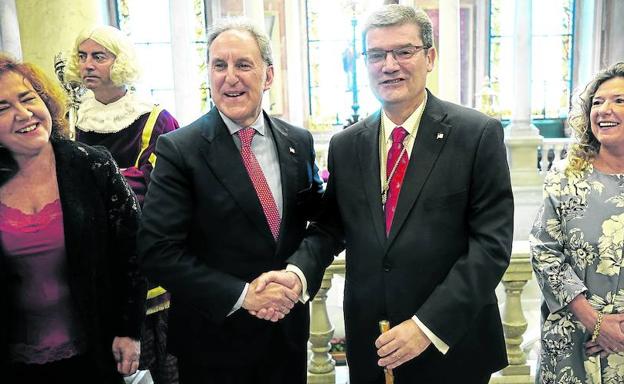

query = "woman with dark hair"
[[531, 62, 624, 382], [0, 54, 146, 383]]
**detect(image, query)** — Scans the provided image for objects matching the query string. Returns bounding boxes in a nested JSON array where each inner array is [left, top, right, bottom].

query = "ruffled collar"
[[76, 90, 153, 134]]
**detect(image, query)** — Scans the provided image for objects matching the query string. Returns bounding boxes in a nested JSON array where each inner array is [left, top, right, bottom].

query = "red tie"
[[385, 126, 409, 235], [238, 128, 281, 239]]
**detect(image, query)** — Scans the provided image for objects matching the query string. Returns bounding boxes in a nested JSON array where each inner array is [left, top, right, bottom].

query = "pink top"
[[0, 199, 85, 364]]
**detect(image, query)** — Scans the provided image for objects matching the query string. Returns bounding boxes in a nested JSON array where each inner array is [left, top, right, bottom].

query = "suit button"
[[383, 264, 391, 272]]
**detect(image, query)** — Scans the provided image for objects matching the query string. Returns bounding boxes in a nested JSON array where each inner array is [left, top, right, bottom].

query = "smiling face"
[[591, 77, 624, 153], [0, 71, 53, 162], [365, 23, 435, 123], [78, 39, 117, 91], [208, 29, 273, 127]]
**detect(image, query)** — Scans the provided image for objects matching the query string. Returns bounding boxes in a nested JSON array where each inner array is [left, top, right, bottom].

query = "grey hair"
[[362, 4, 434, 50], [566, 61, 624, 173], [207, 17, 273, 66]]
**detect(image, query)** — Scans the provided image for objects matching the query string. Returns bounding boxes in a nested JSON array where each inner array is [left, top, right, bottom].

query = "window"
[[305, 1, 476, 131], [115, 0, 209, 124], [305, 0, 382, 130], [489, 0, 575, 120], [116, 0, 289, 124]]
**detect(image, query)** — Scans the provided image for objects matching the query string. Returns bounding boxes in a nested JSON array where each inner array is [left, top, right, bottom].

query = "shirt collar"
[[219, 110, 266, 136], [382, 92, 428, 142]]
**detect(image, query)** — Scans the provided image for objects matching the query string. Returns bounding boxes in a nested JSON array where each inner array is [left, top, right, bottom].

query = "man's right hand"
[[246, 270, 303, 322], [242, 275, 299, 322]]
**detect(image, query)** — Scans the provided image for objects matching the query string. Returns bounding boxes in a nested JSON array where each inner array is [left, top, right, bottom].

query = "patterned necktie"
[[384, 126, 409, 236], [238, 127, 281, 239]]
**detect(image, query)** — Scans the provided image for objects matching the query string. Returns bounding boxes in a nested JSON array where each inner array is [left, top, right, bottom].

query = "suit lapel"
[[53, 140, 94, 319], [356, 112, 386, 249], [386, 94, 451, 245], [198, 108, 274, 242], [268, 114, 299, 251]]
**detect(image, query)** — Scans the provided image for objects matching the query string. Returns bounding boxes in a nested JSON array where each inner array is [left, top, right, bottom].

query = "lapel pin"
[[289, 147, 296, 154], [436, 133, 444, 140]]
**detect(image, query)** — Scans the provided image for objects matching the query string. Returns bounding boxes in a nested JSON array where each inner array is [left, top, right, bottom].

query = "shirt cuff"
[[286, 264, 309, 303], [412, 315, 449, 355], [228, 283, 249, 316]]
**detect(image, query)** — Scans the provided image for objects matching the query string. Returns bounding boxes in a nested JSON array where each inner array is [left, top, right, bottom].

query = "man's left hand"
[[375, 319, 431, 369], [112, 336, 141, 376]]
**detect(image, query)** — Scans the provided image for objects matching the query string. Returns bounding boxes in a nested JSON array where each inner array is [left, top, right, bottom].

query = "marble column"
[[244, 0, 266, 29], [15, 0, 103, 81], [0, 0, 22, 59], [170, 0, 202, 125], [243, 0, 272, 112], [504, 0, 543, 188], [505, 0, 543, 246], [438, 0, 461, 104], [284, 0, 305, 126]]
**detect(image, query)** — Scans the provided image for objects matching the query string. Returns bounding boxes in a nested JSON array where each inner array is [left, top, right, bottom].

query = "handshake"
[[242, 270, 303, 322]]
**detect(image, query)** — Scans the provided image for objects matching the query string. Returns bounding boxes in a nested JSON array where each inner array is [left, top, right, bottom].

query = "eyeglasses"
[[362, 45, 429, 64]]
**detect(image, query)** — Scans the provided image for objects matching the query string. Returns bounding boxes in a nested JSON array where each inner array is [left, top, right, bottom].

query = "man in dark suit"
[[138, 18, 323, 384], [255, 4, 513, 384]]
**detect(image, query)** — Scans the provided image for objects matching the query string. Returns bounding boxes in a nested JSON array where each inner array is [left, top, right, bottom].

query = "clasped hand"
[[585, 313, 624, 357], [375, 319, 431, 370], [243, 270, 302, 322]]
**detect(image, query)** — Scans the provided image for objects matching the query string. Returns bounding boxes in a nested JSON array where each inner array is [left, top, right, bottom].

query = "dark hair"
[[0, 54, 69, 185], [567, 62, 624, 173]]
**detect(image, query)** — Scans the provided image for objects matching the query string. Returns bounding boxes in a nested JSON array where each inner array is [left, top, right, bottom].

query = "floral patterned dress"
[[531, 163, 624, 384]]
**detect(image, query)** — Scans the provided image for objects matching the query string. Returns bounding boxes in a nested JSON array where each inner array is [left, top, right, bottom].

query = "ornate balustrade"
[[490, 241, 534, 383], [538, 138, 572, 173], [307, 242, 535, 383], [307, 257, 344, 383]]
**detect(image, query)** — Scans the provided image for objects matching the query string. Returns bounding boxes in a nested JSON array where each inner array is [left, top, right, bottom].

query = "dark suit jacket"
[[289, 91, 514, 383], [0, 139, 146, 383], [138, 107, 323, 369]]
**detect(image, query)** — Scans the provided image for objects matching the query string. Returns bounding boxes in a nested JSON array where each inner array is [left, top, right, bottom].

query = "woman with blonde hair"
[[531, 62, 624, 383]]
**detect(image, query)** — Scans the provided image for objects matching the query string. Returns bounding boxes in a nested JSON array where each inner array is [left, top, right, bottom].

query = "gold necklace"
[[380, 118, 412, 205]]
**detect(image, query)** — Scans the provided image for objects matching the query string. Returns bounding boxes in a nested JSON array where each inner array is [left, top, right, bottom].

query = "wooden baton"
[[379, 320, 394, 384]]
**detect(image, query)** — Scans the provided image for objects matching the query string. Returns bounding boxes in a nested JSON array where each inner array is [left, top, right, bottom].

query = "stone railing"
[[538, 138, 572, 173], [490, 241, 534, 383], [307, 257, 345, 383], [307, 242, 535, 383]]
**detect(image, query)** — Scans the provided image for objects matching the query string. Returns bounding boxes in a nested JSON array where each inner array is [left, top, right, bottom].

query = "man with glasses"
[[255, 4, 513, 383]]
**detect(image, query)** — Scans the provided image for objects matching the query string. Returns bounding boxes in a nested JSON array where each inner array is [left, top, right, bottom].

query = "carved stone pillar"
[[14, 0, 102, 81], [491, 243, 534, 384], [504, 0, 543, 188], [438, 0, 461, 104], [0, 0, 22, 59], [308, 270, 336, 384]]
